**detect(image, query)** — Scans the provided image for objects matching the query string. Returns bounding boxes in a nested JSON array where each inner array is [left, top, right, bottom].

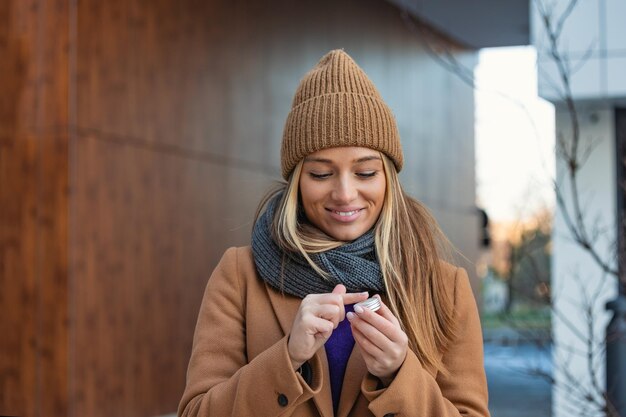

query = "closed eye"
[[309, 172, 332, 179], [309, 171, 379, 179]]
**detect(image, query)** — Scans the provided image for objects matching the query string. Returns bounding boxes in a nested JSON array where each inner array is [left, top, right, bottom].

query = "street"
[[485, 342, 552, 417]]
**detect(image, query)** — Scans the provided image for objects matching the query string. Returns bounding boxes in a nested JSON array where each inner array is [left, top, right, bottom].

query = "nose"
[[331, 174, 358, 204]]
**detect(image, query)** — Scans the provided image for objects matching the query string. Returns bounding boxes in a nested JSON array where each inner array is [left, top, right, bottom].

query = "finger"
[[310, 290, 368, 306], [352, 322, 407, 378], [311, 304, 342, 328], [353, 304, 400, 342], [352, 325, 385, 358], [309, 293, 347, 322], [308, 293, 344, 307], [306, 316, 335, 338], [374, 295, 400, 326], [341, 291, 369, 305], [348, 313, 391, 351]]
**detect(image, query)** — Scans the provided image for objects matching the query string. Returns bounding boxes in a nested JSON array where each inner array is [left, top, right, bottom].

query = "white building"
[[532, 1, 624, 415]]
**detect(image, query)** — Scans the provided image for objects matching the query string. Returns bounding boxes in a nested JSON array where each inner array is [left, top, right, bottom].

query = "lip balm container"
[[355, 296, 381, 312]]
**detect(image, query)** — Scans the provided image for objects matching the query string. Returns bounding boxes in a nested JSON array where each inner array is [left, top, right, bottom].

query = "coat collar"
[[265, 283, 368, 417]]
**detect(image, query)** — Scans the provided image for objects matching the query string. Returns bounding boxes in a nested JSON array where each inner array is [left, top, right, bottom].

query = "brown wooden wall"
[[0, 0, 479, 416]]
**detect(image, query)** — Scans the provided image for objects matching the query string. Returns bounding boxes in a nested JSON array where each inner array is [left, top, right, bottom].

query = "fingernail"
[[354, 305, 364, 314], [362, 291, 369, 296], [347, 312, 355, 321]]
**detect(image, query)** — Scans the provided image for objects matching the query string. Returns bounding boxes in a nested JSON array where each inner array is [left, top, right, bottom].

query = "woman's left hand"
[[347, 295, 408, 386]]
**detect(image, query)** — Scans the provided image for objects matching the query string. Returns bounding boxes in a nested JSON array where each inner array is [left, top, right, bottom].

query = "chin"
[[326, 227, 367, 242]]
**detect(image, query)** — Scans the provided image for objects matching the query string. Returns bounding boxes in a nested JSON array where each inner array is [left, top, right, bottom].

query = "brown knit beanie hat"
[[280, 49, 404, 179]]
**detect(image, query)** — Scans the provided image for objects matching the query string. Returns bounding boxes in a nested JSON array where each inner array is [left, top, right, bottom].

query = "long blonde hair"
[[255, 153, 457, 375]]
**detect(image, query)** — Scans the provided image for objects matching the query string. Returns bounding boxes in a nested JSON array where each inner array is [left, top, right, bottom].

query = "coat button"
[[277, 393, 288, 407]]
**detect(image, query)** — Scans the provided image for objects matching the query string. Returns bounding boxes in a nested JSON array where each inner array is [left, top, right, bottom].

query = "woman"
[[178, 49, 490, 417]]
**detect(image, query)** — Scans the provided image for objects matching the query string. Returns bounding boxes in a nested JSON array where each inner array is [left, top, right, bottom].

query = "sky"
[[474, 46, 556, 223]]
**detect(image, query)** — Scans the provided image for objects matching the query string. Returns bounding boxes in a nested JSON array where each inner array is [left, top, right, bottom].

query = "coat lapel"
[[265, 284, 334, 417], [264, 283, 301, 335], [336, 342, 368, 417]]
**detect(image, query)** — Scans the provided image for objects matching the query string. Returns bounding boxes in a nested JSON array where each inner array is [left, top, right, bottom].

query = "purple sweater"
[[324, 304, 355, 415]]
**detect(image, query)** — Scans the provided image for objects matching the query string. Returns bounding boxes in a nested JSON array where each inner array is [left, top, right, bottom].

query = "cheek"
[[299, 178, 325, 211], [371, 179, 386, 209], [299, 178, 311, 206]]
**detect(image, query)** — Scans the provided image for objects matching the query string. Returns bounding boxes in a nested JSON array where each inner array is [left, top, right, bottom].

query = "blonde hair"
[[255, 154, 457, 375]]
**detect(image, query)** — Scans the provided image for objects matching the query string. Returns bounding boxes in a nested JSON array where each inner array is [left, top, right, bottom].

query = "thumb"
[[332, 284, 347, 322], [332, 284, 346, 295]]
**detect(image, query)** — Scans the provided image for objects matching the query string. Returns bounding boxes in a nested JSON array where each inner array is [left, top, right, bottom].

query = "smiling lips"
[[326, 207, 364, 222]]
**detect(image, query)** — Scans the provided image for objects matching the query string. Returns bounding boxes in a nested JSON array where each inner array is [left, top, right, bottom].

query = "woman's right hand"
[[287, 284, 369, 369]]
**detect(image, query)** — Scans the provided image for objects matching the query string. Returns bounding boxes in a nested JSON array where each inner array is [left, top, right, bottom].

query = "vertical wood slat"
[[0, 0, 70, 416], [0, 2, 32, 414]]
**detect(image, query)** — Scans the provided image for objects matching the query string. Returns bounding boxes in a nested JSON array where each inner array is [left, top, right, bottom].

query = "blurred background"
[[1, 0, 624, 416]]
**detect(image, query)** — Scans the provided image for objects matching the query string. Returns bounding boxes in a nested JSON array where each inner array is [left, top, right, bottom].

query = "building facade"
[[532, 0, 625, 415]]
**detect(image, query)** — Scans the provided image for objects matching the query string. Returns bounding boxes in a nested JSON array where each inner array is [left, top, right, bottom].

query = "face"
[[299, 146, 387, 241]]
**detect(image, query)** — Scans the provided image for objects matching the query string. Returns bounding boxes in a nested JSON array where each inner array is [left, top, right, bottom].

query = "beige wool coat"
[[178, 246, 490, 417]]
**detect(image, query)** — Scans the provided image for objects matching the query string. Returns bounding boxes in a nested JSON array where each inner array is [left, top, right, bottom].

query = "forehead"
[[303, 146, 381, 163]]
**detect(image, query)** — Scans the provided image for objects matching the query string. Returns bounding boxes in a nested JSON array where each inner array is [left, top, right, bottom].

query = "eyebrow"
[[303, 155, 382, 164]]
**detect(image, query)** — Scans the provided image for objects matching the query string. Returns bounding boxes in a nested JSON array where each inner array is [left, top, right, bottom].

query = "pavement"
[[485, 342, 552, 417], [483, 326, 551, 345]]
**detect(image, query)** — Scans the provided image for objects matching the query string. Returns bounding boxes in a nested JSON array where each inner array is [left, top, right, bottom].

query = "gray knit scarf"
[[251, 193, 385, 298]]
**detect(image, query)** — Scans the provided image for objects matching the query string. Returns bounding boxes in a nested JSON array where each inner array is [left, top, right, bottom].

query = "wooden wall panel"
[[0, 136, 69, 417], [35, 132, 69, 417], [0, 4, 33, 415], [70, 132, 274, 417], [1, 0, 70, 416], [0, 129, 39, 417]]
